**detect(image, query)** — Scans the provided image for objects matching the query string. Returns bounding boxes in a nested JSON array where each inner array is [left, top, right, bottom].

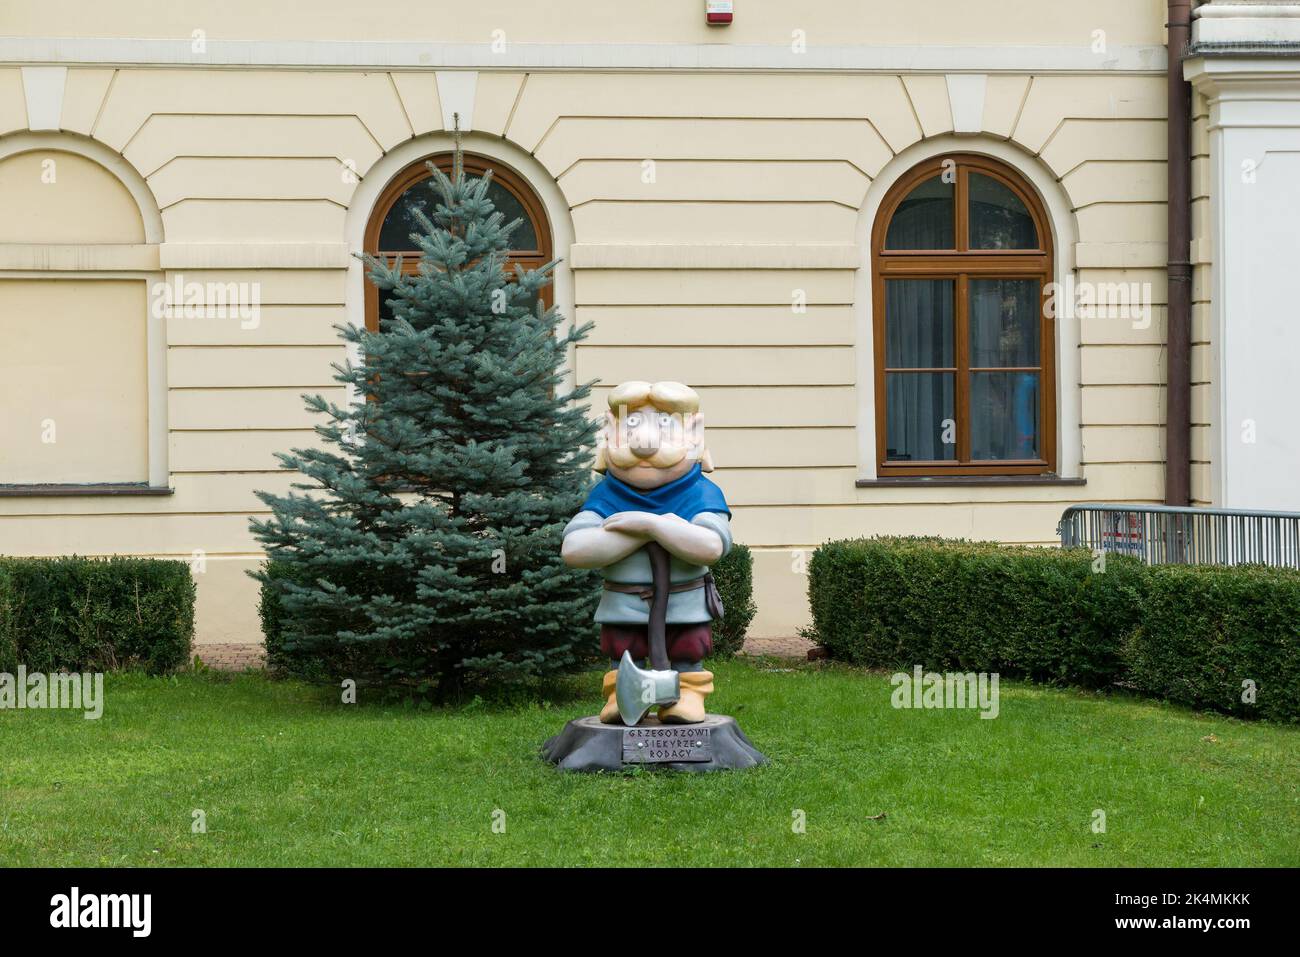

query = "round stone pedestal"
[[542, 714, 767, 772]]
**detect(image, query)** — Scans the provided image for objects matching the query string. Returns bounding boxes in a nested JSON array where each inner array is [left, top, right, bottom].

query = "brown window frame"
[[363, 152, 553, 333], [872, 153, 1056, 477]]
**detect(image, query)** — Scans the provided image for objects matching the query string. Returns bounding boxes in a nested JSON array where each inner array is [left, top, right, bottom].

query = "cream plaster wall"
[[0, 3, 1176, 642], [0, 279, 149, 484], [0, 1, 1168, 46]]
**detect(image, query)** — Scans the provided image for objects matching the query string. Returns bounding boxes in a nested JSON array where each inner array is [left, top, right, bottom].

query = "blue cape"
[[581, 463, 731, 520]]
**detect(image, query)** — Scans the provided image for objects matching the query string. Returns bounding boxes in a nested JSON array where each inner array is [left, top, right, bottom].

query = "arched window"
[[872, 154, 1055, 477], [0, 145, 161, 488], [363, 152, 553, 332]]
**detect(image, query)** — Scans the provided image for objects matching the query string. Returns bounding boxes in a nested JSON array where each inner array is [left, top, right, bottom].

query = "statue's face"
[[603, 402, 704, 490]]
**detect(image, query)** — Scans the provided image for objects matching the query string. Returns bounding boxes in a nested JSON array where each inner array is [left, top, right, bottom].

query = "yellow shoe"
[[598, 669, 622, 724], [658, 670, 713, 724]]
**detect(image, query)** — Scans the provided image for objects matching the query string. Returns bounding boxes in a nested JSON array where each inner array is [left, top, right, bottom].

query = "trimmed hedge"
[[710, 543, 758, 660], [1124, 563, 1300, 723], [0, 556, 195, 674], [807, 536, 1300, 721], [260, 541, 760, 675], [808, 537, 1145, 687]]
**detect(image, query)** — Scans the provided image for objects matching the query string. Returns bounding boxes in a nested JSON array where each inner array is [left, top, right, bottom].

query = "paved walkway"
[[739, 635, 816, 658], [194, 643, 266, 670], [193, 635, 815, 671]]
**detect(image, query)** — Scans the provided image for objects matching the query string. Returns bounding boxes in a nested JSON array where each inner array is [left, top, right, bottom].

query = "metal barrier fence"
[[1058, 503, 1300, 569]]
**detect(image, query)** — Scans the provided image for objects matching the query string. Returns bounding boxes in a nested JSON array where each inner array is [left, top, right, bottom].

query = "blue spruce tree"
[[252, 151, 599, 697]]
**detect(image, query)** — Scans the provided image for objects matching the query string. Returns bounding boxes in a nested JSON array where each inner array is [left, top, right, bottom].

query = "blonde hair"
[[607, 380, 699, 415], [595, 380, 712, 472]]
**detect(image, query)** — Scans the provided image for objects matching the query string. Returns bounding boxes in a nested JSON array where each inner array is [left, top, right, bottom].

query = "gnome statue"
[[561, 380, 731, 725]]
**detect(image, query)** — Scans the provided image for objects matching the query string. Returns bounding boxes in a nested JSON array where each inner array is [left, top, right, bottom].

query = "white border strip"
[[159, 243, 350, 270], [569, 243, 859, 270], [0, 243, 159, 271], [1197, 4, 1300, 18], [0, 37, 1168, 73]]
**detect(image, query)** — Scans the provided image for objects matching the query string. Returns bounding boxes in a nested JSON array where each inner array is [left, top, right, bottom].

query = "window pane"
[[886, 372, 956, 462], [480, 179, 540, 250], [969, 279, 1041, 367], [885, 175, 955, 249], [378, 179, 435, 251], [968, 172, 1037, 249], [971, 372, 1040, 460], [378, 176, 539, 251], [886, 279, 955, 368]]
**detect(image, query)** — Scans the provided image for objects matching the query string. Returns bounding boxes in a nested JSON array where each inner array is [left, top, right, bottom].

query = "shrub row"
[[807, 537, 1300, 722], [1124, 563, 1300, 723], [0, 556, 195, 674], [259, 541, 759, 679], [710, 543, 758, 659]]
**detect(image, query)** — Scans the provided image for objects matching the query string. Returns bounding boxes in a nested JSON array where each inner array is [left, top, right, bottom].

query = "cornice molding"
[[0, 37, 1168, 74]]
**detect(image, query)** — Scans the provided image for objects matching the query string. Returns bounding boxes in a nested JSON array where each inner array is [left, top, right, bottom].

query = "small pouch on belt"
[[703, 572, 725, 621]]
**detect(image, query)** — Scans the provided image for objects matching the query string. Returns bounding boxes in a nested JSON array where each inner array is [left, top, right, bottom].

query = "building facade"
[[0, 1, 1296, 645]]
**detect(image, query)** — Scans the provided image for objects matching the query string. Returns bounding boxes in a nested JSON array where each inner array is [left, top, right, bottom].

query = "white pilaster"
[[1187, 40, 1300, 509]]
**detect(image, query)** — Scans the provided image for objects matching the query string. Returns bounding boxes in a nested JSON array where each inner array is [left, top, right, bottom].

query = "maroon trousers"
[[600, 622, 712, 663]]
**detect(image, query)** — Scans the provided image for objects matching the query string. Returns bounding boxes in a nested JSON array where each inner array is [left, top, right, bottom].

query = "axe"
[[615, 540, 679, 725]]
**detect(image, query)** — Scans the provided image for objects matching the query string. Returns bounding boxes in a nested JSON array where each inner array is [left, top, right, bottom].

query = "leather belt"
[[603, 576, 707, 602], [604, 571, 725, 623]]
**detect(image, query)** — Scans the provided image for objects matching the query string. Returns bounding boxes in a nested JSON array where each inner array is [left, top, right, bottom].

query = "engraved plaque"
[[622, 726, 713, 763]]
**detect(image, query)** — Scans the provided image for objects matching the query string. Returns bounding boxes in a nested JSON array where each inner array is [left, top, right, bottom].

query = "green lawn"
[[2, 659, 1296, 867]]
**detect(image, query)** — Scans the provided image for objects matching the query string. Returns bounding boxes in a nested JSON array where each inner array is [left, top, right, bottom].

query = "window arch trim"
[[362, 152, 553, 333], [871, 152, 1057, 477]]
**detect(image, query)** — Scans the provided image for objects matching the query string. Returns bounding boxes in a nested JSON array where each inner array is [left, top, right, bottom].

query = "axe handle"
[[644, 541, 672, 671]]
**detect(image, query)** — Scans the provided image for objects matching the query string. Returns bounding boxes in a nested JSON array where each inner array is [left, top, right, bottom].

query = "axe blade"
[[615, 650, 680, 726]]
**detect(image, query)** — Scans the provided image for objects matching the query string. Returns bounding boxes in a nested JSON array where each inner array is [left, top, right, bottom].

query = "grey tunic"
[[562, 510, 733, 624]]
